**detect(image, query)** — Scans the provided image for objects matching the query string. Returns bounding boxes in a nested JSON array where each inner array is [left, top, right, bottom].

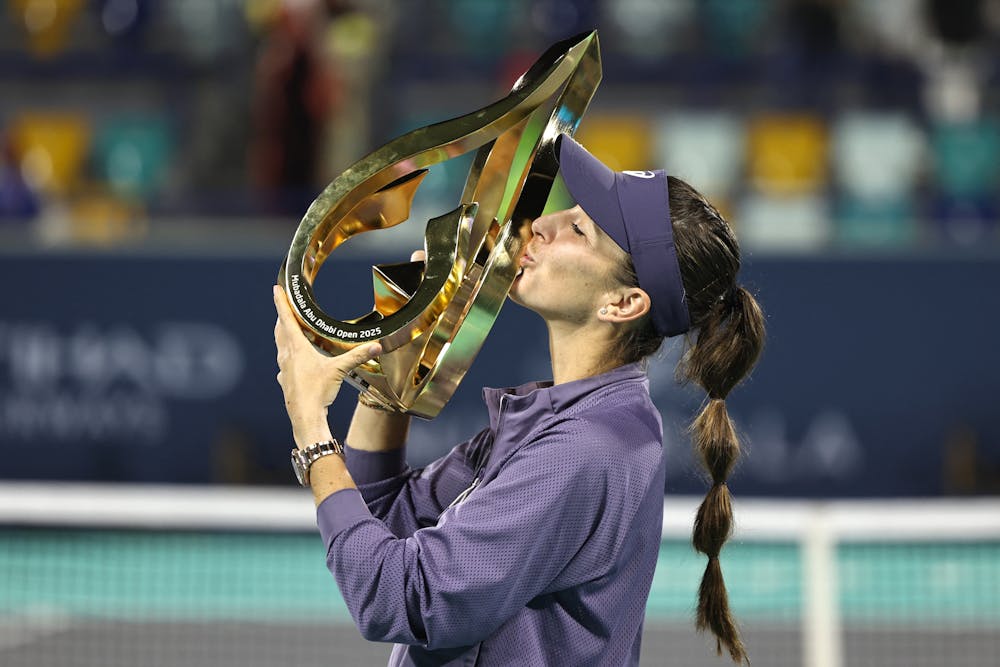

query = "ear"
[[598, 287, 651, 325]]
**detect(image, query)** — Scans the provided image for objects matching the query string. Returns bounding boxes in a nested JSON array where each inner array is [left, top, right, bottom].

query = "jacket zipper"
[[447, 395, 505, 509]]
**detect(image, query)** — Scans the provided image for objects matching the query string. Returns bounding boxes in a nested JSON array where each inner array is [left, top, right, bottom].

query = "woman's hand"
[[272, 285, 382, 446]]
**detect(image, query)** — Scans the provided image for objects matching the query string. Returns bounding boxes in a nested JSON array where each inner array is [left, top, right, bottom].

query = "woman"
[[273, 134, 765, 666]]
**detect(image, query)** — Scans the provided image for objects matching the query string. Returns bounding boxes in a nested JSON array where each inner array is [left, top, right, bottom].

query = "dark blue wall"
[[0, 249, 996, 496]]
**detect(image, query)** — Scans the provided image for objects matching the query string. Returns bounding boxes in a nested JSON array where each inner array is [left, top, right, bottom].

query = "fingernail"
[[367, 344, 382, 356], [272, 285, 280, 296]]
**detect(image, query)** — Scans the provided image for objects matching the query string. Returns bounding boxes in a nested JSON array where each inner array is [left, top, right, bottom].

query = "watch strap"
[[291, 439, 345, 487]]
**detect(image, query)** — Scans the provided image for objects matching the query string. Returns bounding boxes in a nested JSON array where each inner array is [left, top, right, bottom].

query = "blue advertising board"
[[0, 248, 997, 497]]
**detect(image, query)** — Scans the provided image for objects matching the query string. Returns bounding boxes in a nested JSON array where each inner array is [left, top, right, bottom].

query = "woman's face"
[[509, 205, 629, 324]]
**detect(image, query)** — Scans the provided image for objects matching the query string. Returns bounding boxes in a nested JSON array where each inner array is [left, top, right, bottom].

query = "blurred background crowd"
[[1, 0, 998, 494], [2, 0, 1000, 252]]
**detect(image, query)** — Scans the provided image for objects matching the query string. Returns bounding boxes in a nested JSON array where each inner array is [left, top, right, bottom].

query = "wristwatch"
[[290, 439, 345, 487]]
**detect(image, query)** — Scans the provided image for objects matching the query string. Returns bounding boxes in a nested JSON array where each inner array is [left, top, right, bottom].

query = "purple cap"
[[555, 134, 691, 337]]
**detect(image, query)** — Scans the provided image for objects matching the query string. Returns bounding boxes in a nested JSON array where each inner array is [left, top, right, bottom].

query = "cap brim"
[[555, 134, 630, 252]]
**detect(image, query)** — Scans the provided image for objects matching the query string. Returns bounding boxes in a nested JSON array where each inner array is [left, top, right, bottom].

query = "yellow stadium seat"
[[574, 115, 655, 173], [9, 0, 84, 58], [747, 114, 829, 196], [9, 113, 91, 195], [69, 192, 146, 245]]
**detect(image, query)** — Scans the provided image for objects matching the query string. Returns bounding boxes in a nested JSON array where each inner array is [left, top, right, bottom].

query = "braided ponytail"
[[608, 176, 765, 662], [681, 285, 764, 665], [668, 178, 765, 663]]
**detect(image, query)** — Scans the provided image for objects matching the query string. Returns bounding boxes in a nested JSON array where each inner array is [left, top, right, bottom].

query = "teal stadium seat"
[[930, 119, 1000, 244], [93, 115, 172, 199], [931, 119, 1000, 198], [447, 0, 519, 59], [702, 0, 768, 56], [836, 197, 919, 246], [832, 112, 925, 246]]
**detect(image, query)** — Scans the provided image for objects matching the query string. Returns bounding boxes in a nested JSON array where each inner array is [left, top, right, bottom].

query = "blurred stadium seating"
[[8, 112, 91, 196], [574, 112, 655, 171], [0, 0, 996, 250], [93, 113, 172, 198], [831, 111, 927, 246]]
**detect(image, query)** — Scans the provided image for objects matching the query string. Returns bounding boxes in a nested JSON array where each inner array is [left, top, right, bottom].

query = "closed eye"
[[571, 223, 585, 236]]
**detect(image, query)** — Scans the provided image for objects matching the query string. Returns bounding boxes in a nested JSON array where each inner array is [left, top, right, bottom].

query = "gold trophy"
[[278, 32, 601, 418]]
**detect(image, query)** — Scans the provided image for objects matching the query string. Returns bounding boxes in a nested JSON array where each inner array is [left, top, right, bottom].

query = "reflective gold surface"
[[278, 32, 602, 418]]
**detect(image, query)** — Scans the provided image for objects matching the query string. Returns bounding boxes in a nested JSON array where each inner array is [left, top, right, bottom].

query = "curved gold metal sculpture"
[[278, 32, 602, 418]]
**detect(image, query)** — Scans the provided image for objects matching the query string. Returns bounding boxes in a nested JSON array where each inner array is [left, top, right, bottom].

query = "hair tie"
[[718, 283, 740, 307]]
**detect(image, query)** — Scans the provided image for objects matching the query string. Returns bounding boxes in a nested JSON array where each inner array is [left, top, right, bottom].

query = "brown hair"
[[612, 176, 765, 664]]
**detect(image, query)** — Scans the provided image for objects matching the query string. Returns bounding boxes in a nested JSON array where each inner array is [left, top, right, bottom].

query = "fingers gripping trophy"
[[277, 32, 602, 419]]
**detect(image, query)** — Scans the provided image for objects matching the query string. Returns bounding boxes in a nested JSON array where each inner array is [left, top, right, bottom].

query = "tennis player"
[[273, 134, 765, 666]]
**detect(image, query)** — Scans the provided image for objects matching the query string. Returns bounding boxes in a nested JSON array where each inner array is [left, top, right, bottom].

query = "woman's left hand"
[[272, 285, 382, 443]]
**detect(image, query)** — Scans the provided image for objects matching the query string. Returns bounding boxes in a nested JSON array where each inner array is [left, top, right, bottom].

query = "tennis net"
[[1, 482, 997, 667]]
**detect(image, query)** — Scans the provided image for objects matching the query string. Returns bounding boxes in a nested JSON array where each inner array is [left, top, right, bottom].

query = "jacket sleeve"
[[342, 428, 490, 538], [316, 427, 611, 649]]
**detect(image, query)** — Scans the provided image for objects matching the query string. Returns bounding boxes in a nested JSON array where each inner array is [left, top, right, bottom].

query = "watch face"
[[291, 451, 308, 486]]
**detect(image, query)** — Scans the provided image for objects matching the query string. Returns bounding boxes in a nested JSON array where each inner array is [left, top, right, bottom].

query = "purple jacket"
[[316, 363, 666, 666]]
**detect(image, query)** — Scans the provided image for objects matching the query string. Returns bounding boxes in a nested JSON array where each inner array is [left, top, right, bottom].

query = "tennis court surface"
[[2, 484, 997, 667]]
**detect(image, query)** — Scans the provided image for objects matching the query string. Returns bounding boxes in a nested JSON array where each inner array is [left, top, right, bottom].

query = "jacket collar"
[[481, 362, 648, 435]]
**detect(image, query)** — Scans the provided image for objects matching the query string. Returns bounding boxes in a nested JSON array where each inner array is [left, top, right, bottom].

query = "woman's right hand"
[[273, 285, 382, 445]]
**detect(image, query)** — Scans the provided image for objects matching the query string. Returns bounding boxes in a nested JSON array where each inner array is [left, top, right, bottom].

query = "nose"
[[529, 215, 546, 241], [530, 210, 561, 241]]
